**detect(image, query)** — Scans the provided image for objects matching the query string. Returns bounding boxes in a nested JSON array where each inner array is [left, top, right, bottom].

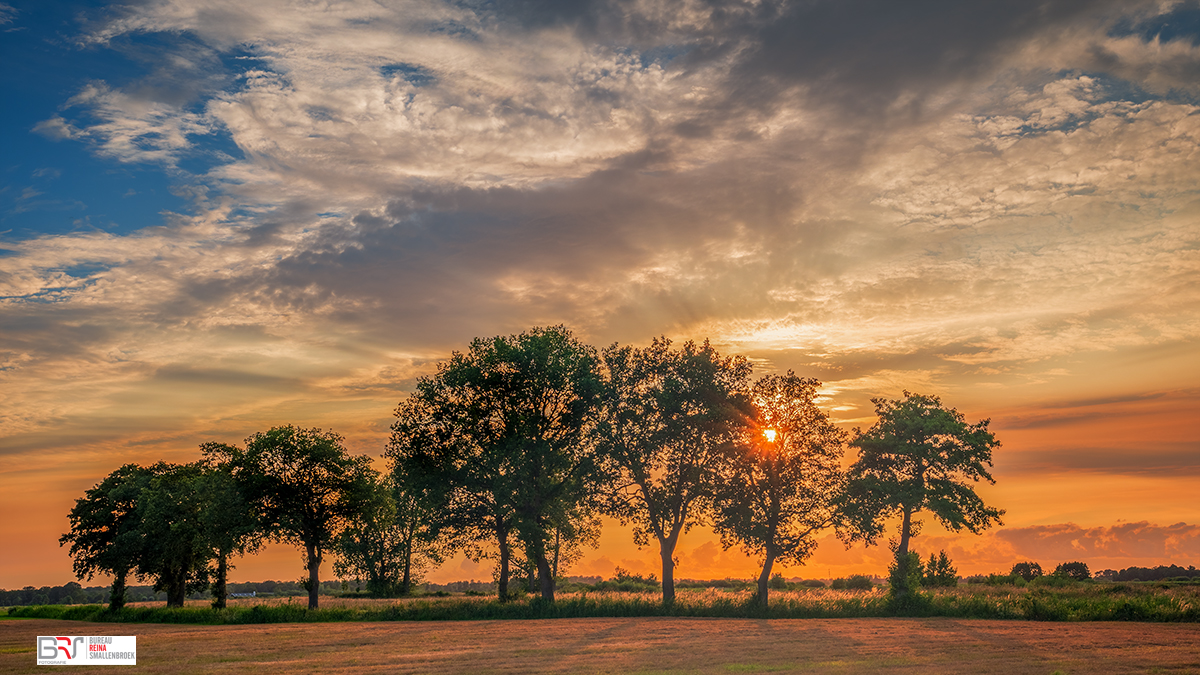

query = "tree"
[[921, 550, 958, 587], [1054, 561, 1091, 580], [135, 462, 213, 607], [710, 373, 847, 609], [599, 337, 753, 603], [1011, 561, 1043, 581], [387, 325, 605, 602], [60, 464, 157, 610], [207, 426, 376, 610], [841, 392, 1004, 599], [333, 472, 446, 596], [196, 451, 263, 609]]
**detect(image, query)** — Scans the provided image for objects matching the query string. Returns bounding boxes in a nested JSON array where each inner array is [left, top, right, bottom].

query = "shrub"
[[888, 551, 923, 596], [846, 575, 874, 591], [1011, 561, 1043, 581], [799, 579, 826, 588], [769, 573, 788, 590]]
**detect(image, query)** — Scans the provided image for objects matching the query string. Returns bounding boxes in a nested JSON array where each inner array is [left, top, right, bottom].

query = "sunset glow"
[[2, 0, 1199, 590]]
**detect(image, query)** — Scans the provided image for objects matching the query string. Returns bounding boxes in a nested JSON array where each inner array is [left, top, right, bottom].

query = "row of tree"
[[63, 326, 1005, 610]]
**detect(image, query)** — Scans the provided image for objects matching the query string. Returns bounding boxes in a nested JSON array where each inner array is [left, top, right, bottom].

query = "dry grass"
[[4, 615, 1200, 674]]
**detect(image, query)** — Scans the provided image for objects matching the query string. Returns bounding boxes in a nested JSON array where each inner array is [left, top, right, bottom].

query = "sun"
[[763, 429, 777, 443]]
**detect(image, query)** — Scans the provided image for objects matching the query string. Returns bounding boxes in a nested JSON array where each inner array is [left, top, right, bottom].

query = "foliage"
[[888, 550, 924, 602], [1054, 561, 1092, 581], [206, 425, 377, 610], [333, 472, 446, 597], [135, 462, 214, 607], [60, 463, 162, 610], [1011, 561, 1043, 581], [197, 451, 263, 609], [832, 575, 874, 590], [387, 325, 605, 602], [841, 391, 1004, 597], [769, 573, 788, 590], [1096, 565, 1200, 582], [921, 550, 958, 587], [711, 372, 847, 609], [599, 337, 753, 603]]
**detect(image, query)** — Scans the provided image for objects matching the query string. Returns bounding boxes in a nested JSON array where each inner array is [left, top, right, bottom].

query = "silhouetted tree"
[[196, 451, 263, 609], [207, 426, 376, 609], [1011, 561, 1043, 581], [841, 392, 1003, 599], [711, 373, 847, 609], [333, 472, 446, 596], [60, 464, 158, 610], [135, 462, 213, 607], [1054, 561, 1091, 580], [599, 337, 753, 603], [921, 550, 958, 587], [388, 326, 605, 602]]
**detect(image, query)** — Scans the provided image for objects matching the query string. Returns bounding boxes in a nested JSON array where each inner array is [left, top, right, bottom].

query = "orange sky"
[[2, 0, 1199, 589]]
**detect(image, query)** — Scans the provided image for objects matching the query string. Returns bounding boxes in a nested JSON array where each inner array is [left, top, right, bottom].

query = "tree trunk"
[[109, 569, 128, 611], [535, 549, 555, 602], [306, 543, 321, 610], [401, 545, 413, 596], [497, 522, 511, 601], [756, 547, 777, 610], [898, 508, 913, 558], [212, 552, 228, 609], [660, 531, 680, 605]]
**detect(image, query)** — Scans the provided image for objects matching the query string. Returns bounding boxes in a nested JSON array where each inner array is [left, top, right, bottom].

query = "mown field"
[[4, 614, 1200, 674]]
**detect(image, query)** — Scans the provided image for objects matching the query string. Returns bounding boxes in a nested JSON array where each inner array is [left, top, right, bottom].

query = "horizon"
[[2, 0, 1198, 590]]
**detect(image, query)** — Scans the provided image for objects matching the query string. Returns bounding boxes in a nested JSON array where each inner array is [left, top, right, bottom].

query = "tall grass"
[[6, 583, 1198, 624]]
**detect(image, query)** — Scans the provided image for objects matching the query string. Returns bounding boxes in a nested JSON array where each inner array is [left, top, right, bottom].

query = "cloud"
[[996, 522, 1200, 564]]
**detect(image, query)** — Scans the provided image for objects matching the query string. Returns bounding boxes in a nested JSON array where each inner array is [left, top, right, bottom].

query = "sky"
[[1, 0, 1199, 590]]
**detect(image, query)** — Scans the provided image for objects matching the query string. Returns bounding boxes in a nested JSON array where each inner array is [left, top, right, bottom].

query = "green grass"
[[5, 583, 1198, 625]]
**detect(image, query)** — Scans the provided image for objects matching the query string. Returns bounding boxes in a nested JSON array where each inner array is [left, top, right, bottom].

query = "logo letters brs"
[[38, 636, 82, 659]]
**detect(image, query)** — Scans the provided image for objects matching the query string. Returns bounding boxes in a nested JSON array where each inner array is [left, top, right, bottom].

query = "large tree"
[[710, 373, 847, 609], [599, 337, 753, 603], [387, 325, 605, 602], [207, 426, 376, 609], [196, 451, 262, 609], [841, 391, 1004, 598], [135, 462, 213, 607], [60, 464, 158, 610], [333, 471, 446, 596]]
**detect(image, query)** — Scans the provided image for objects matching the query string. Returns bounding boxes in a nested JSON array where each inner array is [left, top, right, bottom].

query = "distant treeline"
[[0, 580, 348, 607], [1095, 565, 1200, 582]]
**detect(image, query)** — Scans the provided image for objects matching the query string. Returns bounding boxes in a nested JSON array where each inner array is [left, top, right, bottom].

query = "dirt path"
[[3, 616, 1199, 674]]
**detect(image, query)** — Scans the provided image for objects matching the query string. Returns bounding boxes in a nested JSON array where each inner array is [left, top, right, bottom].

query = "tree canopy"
[[841, 391, 1004, 597], [599, 337, 753, 603], [387, 325, 605, 601], [710, 373, 847, 608], [206, 425, 376, 610]]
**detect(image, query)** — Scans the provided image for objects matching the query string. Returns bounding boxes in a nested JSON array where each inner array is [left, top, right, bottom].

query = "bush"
[[1011, 561, 1043, 581], [768, 573, 788, 590], [846, 575, 874, 591], [799, 579, 826, 588], [888, 551, 923, 597], [1054, 561, 1091, 581]]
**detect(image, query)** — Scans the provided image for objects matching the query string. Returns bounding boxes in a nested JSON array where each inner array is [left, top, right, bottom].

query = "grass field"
[[3, 615, 1200, 674], [6, 583, 1200, 623]]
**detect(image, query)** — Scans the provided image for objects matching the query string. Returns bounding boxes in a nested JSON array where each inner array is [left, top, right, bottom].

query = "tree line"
[[62, 326, 1004, 611]]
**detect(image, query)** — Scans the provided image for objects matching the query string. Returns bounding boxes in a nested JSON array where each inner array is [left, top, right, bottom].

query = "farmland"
[[4, 615, 1200, 674]]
